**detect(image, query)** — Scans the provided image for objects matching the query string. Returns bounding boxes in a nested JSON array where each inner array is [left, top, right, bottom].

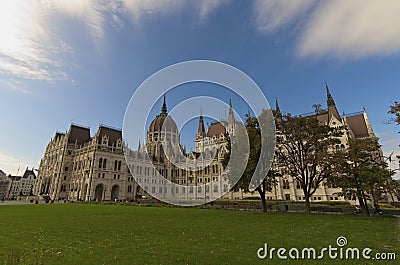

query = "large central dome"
[[149, 114, 178, 133], [148, 96, 178, 134]]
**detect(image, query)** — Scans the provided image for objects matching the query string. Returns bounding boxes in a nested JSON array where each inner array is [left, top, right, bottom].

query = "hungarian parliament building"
[[33, 86, 395, 204]]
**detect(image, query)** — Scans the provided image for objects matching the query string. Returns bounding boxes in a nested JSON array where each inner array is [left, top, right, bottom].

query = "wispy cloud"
[[378, 132, 400, 179], [45, 0, 106, 41], [0, 1, 72, 91], [253, 0, 400, 59], [121, 0, 186, 24], [0, 78, 30, 94], [298, 0, 400, 58], [199, 0, 232, 21], [0, 152, 35, 175], [0, 1, 230, 93], [253, 0, 316, 33]]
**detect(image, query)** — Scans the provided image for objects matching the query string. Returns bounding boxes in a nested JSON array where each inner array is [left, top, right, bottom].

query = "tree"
[[334, 137, 394, 216], [275, 114, 343, 213], [388, 101, 400, 126], [222, 111, 276, 212], [312, 104, 322, 114], [388, 101, 400, 166]]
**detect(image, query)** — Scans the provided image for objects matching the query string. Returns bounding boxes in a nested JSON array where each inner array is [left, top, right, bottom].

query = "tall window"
[[118, 160, 122, 171], [114, 160, 118, 171], [103, 158, 107, 169], [99, 158, 103, 169], [296, 180, 301, 189], [283, 179, 290, 189]]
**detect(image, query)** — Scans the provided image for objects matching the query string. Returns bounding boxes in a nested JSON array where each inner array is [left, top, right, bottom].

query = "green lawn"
[[0, 203, 399, 265]]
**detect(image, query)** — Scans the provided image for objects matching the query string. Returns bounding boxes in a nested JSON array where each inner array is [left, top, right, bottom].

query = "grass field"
[[0, 203, 399, 265]]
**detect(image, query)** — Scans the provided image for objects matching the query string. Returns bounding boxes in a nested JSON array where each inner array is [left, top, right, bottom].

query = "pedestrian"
[[373, 202, 382, 215]]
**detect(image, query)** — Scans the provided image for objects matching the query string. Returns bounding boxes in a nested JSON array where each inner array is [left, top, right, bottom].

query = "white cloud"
[[199, 0, 232, 21], [0, 0, 231, 92], [378, 133, 400, 180], [298, 0, 400, 58], [0, 1, 73, 91], [0, 152, 35, 176], [0, 79, 30, 94], [45, 0, 108, 40], [253, 0, 316, 33], [121, 0, 185, 24]]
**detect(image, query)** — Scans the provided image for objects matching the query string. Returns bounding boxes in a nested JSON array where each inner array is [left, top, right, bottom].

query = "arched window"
[[99, 158, 102, 169], [118, 160, 122, 171], [114, 160, 118, 171], [103, 158, 107, 169], [102, 135, 108, 145]]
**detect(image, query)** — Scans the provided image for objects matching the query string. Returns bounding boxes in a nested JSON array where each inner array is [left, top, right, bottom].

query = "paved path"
[[0, 200, 63, 205]]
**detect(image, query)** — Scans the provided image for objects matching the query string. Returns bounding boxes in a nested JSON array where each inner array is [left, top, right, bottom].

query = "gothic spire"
[[325, 82, 341, 122], [228, 98, 235, 124], [197, 108, 206, 137], [275, 98, 282, 118], [326, 82, 335, 107]]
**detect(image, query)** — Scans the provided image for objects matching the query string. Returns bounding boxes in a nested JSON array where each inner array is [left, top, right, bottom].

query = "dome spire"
[[161, 94, 167, 115]]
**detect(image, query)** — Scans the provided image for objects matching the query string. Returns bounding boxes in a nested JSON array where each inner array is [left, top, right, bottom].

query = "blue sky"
[[0, 0, 399, 178]]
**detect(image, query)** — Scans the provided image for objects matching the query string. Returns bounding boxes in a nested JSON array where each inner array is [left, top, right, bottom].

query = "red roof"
[[96, 125, 122, 146], [346, 114, 369, 138], [207, 122, 226, 137], [68, 124, 90, 145], [149, 114, 178, 133]]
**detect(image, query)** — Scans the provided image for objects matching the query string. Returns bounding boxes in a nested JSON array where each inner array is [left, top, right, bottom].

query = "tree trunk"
[[256, 181, 267, 213], [358, 191, 370, 217], [305, 193, 311, 214], [362, 191, 370, 217]]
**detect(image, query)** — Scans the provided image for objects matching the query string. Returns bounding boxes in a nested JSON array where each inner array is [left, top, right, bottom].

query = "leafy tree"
[[222, 111, 277, 212], [388, 101, 400, 126], [275, 114, 343, 213], [334, 137, 394, 216], [388, 101, 400, 166], [312, 104, 322, 114], [384, 177, 400, 203]]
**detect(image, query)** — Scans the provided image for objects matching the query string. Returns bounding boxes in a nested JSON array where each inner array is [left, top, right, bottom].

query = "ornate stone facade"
[[262, 84, 393, 203], [35, 86, 395, 204], [34, 125, 137, 201]]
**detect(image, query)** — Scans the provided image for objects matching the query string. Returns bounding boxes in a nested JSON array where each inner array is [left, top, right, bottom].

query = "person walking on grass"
[[373, 202, 382, 215]]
